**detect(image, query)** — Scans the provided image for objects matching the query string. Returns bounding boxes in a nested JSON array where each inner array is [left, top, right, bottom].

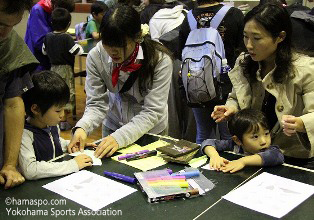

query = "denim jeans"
[[192, 107, 232, 144]]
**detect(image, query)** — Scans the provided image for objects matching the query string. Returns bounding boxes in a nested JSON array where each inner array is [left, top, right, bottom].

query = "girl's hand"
[[211, 105, 237, 122], [282, 115, 305, 136], [68, 128, 87, 153], [94, 136, 119, 158]]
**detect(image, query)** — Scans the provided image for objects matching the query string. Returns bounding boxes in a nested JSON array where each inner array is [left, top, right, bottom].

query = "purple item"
[[118, 150, 150, 160], [103, 171, 137, 184]]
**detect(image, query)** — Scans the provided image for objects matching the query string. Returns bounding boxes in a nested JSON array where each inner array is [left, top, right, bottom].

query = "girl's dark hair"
[[100, 4, 171, 94], [51, 8, 71, 31], [240, 3, 293, 84], [91, 1, 108, 15], [228, 109, 269, 142], [23, 71, 70, 117]]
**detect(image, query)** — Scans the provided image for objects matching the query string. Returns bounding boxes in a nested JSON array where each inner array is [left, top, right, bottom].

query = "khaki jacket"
[[226, 53, 314, 158]]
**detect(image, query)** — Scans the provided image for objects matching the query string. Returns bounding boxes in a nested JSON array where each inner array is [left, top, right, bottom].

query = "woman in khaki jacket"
[[211, 3, 314, 168]]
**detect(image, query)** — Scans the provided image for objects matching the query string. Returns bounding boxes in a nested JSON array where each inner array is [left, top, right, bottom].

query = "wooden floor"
[[60, 57, 102, 143]]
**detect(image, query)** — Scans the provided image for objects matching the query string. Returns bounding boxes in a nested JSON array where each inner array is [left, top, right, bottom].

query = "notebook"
[[156, 139, 200, 158]]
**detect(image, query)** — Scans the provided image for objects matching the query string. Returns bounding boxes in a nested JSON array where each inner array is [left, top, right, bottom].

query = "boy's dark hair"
[[52, 0, 75, 13], [228, 109, 270, 142], [0, 0, 33, 14], [91, 1, 108, 15], [23, 71, 70, 117], [51, 8, 71, 31]]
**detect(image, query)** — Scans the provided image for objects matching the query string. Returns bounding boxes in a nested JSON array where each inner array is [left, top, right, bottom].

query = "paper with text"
[[223, 172, 314, 218], [43, 170, 137, 211]]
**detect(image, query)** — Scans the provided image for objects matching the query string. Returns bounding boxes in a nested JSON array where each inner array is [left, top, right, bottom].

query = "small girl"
[[68, 4, 173, 158]]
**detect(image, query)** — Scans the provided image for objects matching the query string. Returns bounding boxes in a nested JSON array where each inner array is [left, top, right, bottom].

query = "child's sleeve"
[[42, 37, 47, 55], [257, 145, 284, 166], [201, 139, 234, 155], [18, 129, 79, 180], [67, 35, 84, 55]]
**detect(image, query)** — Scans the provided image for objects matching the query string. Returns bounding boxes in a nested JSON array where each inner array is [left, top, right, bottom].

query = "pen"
[[171, 170, 200, 178], [103, 171, 137, 184], [126, 150, 157, 162], [118, 150, 150, 160]]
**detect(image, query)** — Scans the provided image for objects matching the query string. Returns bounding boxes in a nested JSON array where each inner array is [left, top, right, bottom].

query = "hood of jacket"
[[152, 5, 187, 20]]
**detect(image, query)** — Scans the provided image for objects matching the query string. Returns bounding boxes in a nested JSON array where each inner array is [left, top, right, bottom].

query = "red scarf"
[[38, 0, 53, 13], [111, 43, 142, 88]]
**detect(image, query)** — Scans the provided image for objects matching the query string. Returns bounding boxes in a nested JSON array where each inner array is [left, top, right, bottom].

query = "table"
[[1, 143, 313, 220]]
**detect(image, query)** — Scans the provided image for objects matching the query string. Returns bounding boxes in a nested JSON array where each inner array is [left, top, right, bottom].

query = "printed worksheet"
[[43, 170, 137, 211], [223, 172, 314, 218]]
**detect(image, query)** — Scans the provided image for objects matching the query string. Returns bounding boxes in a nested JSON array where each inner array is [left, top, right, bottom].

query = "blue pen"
[[103, 171, 137, 184], [171, 170, 200, 178]]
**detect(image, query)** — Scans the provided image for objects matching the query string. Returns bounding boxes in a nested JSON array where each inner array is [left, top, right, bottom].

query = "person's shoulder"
[[292, 53, 314, 68]]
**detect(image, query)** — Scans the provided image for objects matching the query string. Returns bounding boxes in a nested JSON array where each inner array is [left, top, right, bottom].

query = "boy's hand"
[[74, 154, 93, 169], [210, 156, 229, 170], [94, 136, 119, 158], [211, 105, 237, 123], [220, 160, 245, 173]]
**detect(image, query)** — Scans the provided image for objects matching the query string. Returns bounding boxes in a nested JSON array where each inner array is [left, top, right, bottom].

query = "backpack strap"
[[210, 5, 232, 29], [187, 10, 198, 31]]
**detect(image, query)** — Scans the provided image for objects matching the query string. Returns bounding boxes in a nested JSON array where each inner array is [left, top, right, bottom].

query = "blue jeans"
[[192, 107, 232, 144]]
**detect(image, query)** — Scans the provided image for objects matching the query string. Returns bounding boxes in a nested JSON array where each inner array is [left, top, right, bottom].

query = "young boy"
[[85, 1, 108, 39], [42, 8, 84, 131], [201, 109, 284, 173], [19, 71, 93, 180]]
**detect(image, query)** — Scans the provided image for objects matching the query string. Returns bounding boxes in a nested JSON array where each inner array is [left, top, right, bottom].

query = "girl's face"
[[103, 37, 136, 64], [243, 19, 283, 63]]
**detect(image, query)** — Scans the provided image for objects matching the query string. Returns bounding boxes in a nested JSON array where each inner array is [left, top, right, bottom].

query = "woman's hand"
[[211, 105, 237, 122], [282, 115, 306, 136], [94, 136, 119, 158], [68, 128, 88, 153]]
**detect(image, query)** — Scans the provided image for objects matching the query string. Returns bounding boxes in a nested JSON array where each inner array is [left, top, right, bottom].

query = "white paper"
[[70, 150, 102, 165], [223, 172, 314, 218], [43, 170, 137, 211], [201, 163, 215, 170], [188, 156, 208, 168]]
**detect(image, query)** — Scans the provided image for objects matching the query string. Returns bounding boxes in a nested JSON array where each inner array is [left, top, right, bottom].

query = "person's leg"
[[218, 121, 232, 140], [192, 106, 217, 144]]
